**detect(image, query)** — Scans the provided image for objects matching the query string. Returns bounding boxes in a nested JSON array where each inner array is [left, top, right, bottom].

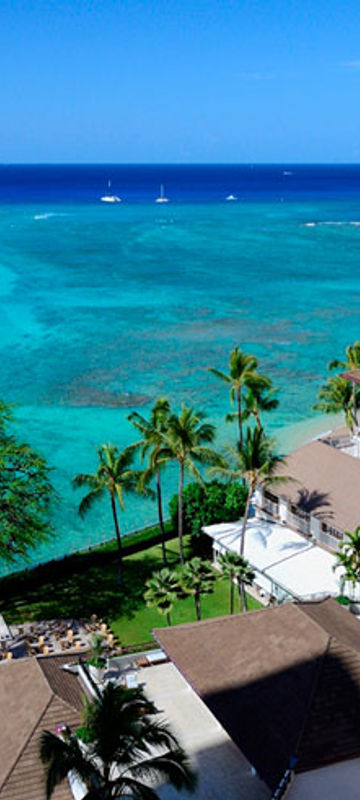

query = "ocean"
[[1, 163, 359, 570]]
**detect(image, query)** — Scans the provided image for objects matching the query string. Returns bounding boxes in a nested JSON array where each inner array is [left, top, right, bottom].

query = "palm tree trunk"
[[178, 460, 185, 566], [240, 483, 252, 556], [243, 583, 248, 612], [230, 574, 234, 614], [166, 612, 172, 626], [195, 593, 201, 621], [156, 469, 167, 565], [110, 491, 123, 588], [236, 387, 243, 449], [237, 580, 243, 613]]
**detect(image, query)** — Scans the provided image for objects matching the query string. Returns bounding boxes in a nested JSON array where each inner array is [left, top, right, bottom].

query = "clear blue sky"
[[2, 0, 360, 162]]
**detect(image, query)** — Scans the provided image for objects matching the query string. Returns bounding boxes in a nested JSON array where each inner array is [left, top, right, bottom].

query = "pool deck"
[[140, 661, 270, 800]]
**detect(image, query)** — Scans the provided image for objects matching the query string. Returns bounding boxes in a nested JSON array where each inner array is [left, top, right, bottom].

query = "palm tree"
[[314, 374, 360, 433], [218, 551, 240, 614], [241, 384, 279, 431], [73, 444, 143, 588], [218, 551, 255, 614], [159, 405, 221, 565], [144, 568, 180, 626], [233, 556, 255, 612], [208, 346, 270, 448], [328, 340, 360, 427], [181, 557, 216, 621], [40, 682, 196, 800], [212, 426, 285, 557], [334, 526, 360, 601], [128, 398, 171, 565]]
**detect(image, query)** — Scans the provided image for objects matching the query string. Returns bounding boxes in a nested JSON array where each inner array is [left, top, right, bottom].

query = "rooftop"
[[203, 517, 342, 600], [154, 598, 360, 792], [0, 655, 84, 800], [271, 437, 360, 533]]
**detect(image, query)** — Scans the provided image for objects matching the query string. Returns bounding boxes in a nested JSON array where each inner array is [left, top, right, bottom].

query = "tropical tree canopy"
[[73, 444, 144, 586], [314, 375, 360, 432], [328, 340, 360, 372], [181, 557, 217, 620], [212, 426, 285, 555], [219, 550, 255, 613], [159, 405, 220, 564], [0, 400, 53, 565], [318, 340, 360, 430], [334, 526, 360, 599], [40, 682, 196, 800], [169, 480, 248, 537], [144, 567, 180, 625], [208, 346, 271, 446], [128, 398, 171, 565], [241, 384, 279, 430]]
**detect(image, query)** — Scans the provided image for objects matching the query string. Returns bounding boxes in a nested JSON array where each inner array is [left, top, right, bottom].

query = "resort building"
[[204, 427, 360, 602], [256, 430, 360, 551], [154, 597, 360, 800]]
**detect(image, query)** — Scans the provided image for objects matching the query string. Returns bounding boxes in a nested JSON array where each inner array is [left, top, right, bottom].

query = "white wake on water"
[[33, 212, 69, 220]]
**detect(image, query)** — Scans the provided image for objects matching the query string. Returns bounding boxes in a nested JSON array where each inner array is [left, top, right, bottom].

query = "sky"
[[2, 0, 360, 162]]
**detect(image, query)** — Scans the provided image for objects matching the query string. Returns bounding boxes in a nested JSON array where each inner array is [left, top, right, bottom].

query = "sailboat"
[[226, 194, 238, 201], [100, 180, 122, 203], [155, 184, 169, 203]]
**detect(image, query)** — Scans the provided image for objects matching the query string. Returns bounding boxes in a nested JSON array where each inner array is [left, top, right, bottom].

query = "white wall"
[[287, 759, 360, 800]]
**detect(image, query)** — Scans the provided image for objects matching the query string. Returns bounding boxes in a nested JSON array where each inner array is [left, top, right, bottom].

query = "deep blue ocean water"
[[1, 163, 360, 570]]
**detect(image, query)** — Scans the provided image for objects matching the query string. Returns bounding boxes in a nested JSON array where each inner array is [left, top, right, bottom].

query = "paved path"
[[140, 662, 270, 800]]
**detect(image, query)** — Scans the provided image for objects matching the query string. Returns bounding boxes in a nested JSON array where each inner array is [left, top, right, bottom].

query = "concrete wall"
[[287, 759, 360, 800]]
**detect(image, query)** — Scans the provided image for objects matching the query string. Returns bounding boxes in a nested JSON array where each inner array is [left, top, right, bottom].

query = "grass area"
[[0, 535, 262, 648]]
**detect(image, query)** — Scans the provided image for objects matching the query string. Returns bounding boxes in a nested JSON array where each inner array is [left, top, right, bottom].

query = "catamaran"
[[100, 180, 122, 203], [155, 184, 169, 203]]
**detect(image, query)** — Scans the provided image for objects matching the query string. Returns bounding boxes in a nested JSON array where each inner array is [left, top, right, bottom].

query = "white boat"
[[100, 180, 121, 203], [226, 194, 238, 201], [155, 184, 169, 203]]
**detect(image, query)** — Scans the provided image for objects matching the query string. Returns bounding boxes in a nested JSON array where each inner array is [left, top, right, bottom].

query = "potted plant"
[[87, 633, 106, 684]]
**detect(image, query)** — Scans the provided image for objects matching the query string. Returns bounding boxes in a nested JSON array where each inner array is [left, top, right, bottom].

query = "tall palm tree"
[[181, 557, 216, 621], [208, 346, 270, 448], [40, 682, 196, 800], [233, 556, 255, 612], [159, 406, 220, 565], [314, 375, 360, 433], [241, 384, 279, 431], [328, 340, 360, 427], [218, 551, 241, 614], [144, 567, 180, 626], [128, 398, 171, 565], [212, 426, 285, 557], [73, 444, 143, 588]]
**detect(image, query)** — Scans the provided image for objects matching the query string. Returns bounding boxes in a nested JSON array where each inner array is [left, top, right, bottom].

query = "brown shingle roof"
[[272, 439, 360, 533], [37, 653, 86, 711], [1, 696, 80, 800], [154, 598, 360, 791], [0, 657, 83, 800]]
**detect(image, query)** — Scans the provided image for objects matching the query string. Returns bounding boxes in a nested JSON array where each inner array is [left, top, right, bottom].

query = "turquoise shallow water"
[[1, 192, 359, 569]]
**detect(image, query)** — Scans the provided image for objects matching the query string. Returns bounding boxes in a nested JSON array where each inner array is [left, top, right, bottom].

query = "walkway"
[[141, 661, 270, 800]]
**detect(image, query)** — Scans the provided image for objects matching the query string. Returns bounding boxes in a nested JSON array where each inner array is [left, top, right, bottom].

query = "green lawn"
[[0, 536, 262, 648]]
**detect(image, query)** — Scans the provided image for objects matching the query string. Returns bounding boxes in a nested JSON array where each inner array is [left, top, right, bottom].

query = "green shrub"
[[169, 480, 248, 537]]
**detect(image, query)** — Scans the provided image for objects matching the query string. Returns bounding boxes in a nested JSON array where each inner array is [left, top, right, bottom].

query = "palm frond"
[[78, 487, 104, 518]]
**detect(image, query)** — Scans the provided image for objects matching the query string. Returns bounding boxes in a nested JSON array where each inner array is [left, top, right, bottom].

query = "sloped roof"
[[271, 438, 360, 533], [154, 598, 360, 791], [0, 655, 83, 800]]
